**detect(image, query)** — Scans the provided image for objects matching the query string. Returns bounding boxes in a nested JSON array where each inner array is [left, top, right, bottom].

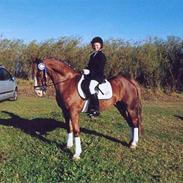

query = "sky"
[[0, 0, 182, 43]]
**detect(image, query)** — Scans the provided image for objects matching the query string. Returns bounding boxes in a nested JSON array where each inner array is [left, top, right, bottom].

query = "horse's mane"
[[43, 56, 78, 72]]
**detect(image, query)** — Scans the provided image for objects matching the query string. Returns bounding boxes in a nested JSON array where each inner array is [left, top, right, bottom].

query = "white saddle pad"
[[77, 75, 113, 100]]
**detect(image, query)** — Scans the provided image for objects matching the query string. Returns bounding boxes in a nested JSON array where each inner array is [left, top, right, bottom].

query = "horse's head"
[[32, 58, 48, 97]]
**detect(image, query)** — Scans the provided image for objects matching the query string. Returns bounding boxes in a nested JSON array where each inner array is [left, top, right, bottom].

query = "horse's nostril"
[[38, 92, 42, 96], [35, 89, 43, 97]]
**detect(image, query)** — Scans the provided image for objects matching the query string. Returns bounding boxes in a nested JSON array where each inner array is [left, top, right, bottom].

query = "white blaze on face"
[[34, 76, 44, 97], [34, 76, 38, 87]]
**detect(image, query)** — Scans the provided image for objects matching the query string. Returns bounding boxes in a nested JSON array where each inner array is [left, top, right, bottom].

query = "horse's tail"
[[130, 80, 144, 136]]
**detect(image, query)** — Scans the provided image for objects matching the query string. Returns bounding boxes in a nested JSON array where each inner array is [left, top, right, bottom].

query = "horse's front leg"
[[70, 110, 82, 160], [130, 127, 139, 148], [66, 119, 74, 148], [62, 108, 74, 148], [128, 108, 139, 149]]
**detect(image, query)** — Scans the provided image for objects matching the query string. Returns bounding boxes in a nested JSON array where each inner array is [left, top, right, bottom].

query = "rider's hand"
[[83, 69, 90, 75]]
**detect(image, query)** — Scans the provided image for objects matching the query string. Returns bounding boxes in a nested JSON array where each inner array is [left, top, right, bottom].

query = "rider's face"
[[92, 42, 101, 51]]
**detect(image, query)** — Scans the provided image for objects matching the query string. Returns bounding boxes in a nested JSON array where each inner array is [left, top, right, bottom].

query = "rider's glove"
[[83, 69, 90, 75]]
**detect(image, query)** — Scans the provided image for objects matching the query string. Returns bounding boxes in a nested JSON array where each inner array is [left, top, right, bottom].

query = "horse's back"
[[109, 75, 140, 103], [109, 75, 137, 90]]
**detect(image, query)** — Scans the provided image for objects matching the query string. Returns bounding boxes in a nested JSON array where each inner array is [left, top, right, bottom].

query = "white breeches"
[[89, 80, 99, 94]]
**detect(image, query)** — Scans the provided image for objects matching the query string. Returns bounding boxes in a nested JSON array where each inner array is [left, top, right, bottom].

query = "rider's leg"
[[89, 80, 100, 116], [89, 80, 98, 95]]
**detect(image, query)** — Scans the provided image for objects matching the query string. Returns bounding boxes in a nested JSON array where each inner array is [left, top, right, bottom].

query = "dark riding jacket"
[[86, 51, 106, 83]]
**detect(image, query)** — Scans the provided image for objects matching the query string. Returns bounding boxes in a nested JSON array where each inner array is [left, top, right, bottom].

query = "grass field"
[[0, 96, 182, 183]]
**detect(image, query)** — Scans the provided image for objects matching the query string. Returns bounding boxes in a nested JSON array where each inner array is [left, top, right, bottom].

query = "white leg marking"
[[73, 137, 82, 160], [130, 128, 139, 148], [66, 132, 73, 148]]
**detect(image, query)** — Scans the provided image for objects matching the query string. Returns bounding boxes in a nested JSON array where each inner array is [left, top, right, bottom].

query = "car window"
[[0, 68, 12, 81]]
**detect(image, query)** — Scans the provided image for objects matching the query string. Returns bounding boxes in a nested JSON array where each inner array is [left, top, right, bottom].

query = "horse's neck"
[[45, 60, 79, 88], [46, 60, 77, 79]]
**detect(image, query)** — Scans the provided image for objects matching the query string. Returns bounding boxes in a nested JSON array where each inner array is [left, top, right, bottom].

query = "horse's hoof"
[[72, 154, 81, 160], [130, 144, 137, 149], [66, 142, 73, 149], [66, 145, 73, 149]]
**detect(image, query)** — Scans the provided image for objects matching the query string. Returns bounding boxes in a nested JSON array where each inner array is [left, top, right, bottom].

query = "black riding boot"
[[88, 93, 100, 117]]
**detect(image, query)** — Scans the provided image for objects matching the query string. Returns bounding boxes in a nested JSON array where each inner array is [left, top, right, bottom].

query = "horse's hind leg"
[[115, 102, 133, 127], [115, 101, 139, 148], [127, 106, 140, 149]]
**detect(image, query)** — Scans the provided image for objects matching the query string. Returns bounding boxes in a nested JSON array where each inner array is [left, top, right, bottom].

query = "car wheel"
[[9, 88, 18, 101]]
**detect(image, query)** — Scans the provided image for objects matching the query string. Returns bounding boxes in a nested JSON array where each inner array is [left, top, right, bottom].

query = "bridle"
[[34, 62, 69, 92], [34, 63, 48, 92]]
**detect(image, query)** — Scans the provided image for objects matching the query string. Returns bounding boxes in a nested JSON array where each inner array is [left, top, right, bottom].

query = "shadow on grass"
[[174, 115, 183, 121], [0, 111, 129, 151]]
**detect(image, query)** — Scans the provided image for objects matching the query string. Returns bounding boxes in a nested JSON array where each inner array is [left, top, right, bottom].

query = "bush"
[[0, 36, 182, 92]]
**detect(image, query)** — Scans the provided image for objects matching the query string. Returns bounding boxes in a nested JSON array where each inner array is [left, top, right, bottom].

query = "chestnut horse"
[[32, 58, 144, 160]]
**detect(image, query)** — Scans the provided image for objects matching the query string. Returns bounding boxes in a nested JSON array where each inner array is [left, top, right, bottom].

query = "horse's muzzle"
[[34, 86, 46, 97]]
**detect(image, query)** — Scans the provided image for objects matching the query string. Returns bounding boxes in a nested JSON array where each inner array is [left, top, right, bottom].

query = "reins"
[[34, 78, 69, 90]]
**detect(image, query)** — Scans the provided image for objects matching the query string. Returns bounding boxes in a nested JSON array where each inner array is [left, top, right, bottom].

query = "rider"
[[84, 36, 107, 117]]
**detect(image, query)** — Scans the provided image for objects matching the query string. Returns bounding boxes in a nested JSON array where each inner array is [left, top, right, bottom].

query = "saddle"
[[77, 74, 113, 100]]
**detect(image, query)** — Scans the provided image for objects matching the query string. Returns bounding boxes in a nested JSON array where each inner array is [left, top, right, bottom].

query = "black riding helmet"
[[91, 36, 103, 48]]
